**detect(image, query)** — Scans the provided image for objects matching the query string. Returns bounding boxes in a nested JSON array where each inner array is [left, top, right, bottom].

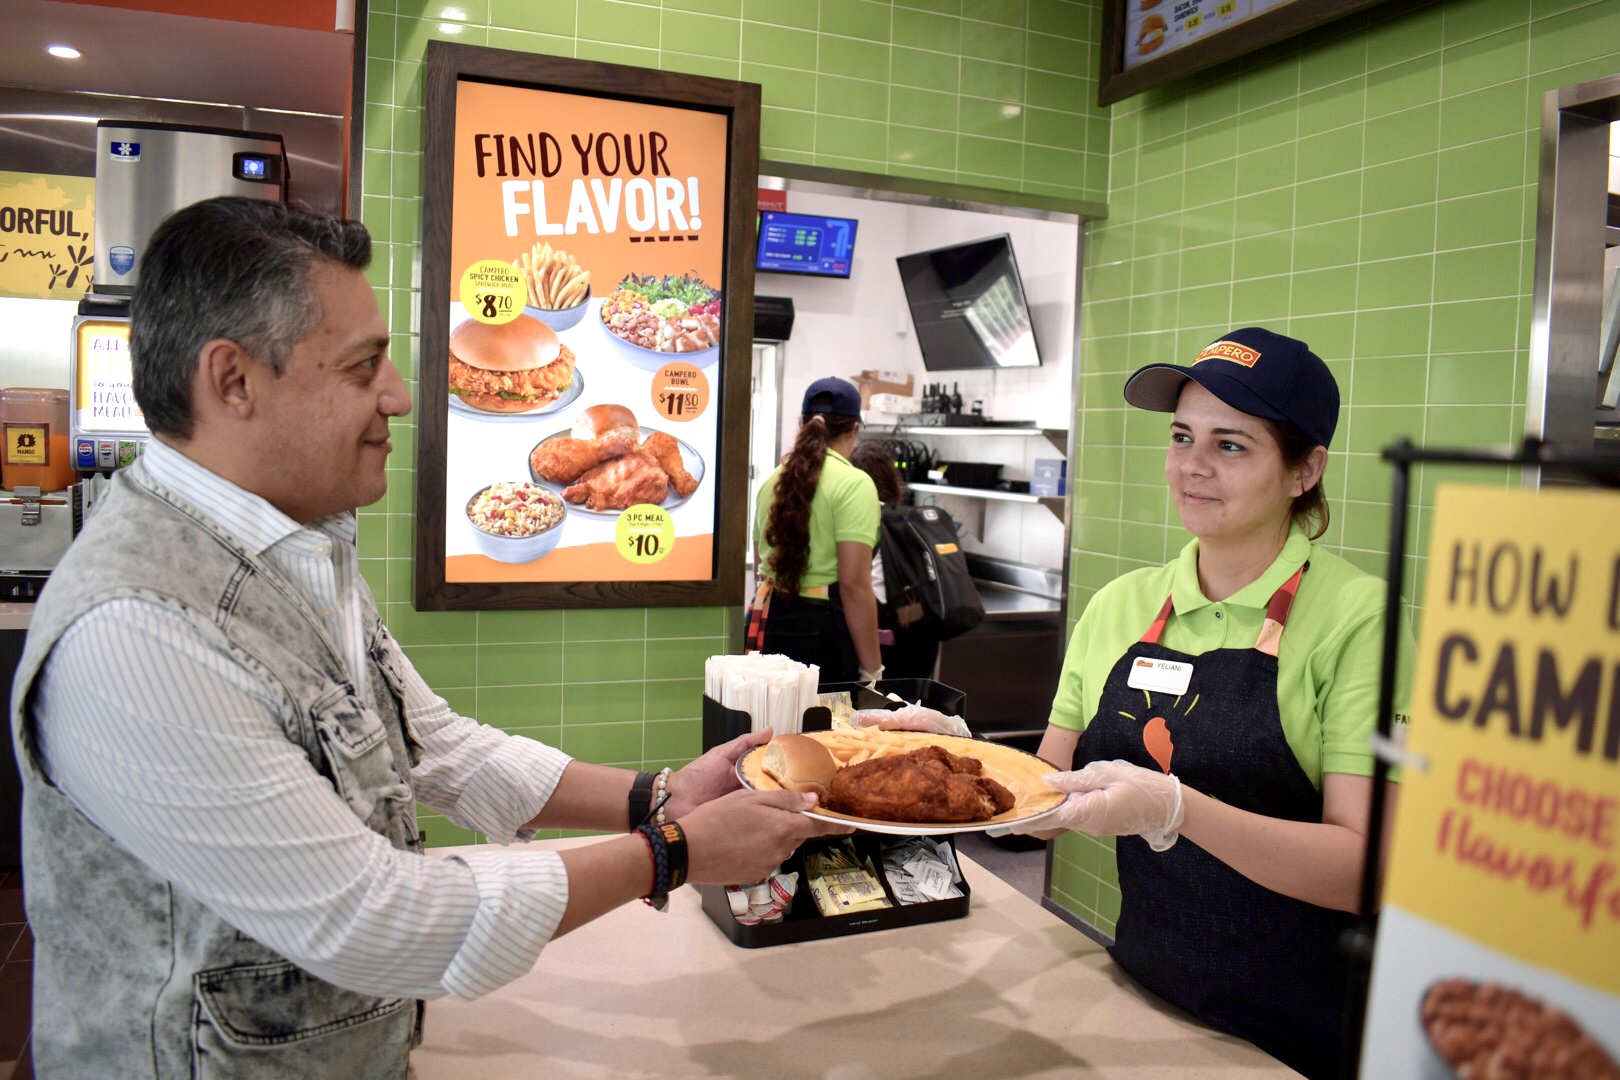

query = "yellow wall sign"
[[0, 172, 95, 300], [1360, 483, 1620, 1076]]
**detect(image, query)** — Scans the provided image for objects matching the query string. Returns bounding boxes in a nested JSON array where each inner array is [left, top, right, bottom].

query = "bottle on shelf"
[[950, 382, 963, 415]]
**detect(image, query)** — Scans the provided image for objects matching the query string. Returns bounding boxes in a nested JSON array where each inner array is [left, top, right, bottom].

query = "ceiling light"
[[47, 45, 81, 59]]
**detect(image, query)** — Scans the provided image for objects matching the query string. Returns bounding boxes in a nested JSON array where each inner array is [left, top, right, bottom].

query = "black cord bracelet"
[[627, 771, 656, 832], [635, 821, 687, 911]]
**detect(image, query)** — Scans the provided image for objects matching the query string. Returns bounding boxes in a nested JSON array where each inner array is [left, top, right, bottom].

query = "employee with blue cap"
[[863, 328, 1413, 1078], [749, 376, 883, 685]]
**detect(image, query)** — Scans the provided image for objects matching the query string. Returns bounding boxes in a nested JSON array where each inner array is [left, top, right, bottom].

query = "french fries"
[[807, 727, 939, 768], [515, 242, 590, 310]]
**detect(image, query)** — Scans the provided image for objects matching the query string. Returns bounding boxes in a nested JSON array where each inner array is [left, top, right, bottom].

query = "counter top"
[[415, 838, 1297, 1078]]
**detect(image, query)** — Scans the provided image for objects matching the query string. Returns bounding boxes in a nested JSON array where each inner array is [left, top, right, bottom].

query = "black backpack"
[[876, 503, 985, 641]]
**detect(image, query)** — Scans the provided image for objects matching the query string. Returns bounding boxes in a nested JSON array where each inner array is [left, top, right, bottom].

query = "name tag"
[[1127, 656, 1193, 695]]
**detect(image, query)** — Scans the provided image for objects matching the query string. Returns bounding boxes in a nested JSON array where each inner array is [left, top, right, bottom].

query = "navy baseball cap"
[[802, 376, 863, 418], [1123, 327, 1339, 448]]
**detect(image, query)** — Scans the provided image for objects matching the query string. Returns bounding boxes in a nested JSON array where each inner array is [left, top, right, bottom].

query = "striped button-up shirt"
[[33, 437, 573, 1000]]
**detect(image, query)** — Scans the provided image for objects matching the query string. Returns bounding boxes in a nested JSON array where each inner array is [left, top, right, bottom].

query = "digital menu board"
[[1099, 0, 1389, 105], [415, 42, 760, 610], [755, 211, 857, 278]]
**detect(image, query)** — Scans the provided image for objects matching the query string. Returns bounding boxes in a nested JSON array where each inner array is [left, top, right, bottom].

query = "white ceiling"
[[3, 0, 352, 117]]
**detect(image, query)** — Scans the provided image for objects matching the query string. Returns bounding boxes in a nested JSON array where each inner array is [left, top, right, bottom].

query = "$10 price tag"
[[616, 504, 675, 565]]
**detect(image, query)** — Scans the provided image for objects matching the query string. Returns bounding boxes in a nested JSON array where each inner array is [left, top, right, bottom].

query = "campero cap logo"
[[1192, 339, 1261, 368]]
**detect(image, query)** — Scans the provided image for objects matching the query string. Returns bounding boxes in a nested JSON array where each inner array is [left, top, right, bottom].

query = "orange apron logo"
[[1192, 340, 1261, 368]]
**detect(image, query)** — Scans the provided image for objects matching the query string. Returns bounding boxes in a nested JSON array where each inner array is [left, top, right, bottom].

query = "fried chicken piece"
[[642, 430, 698, 498], [561, 449, 670, 511], [530, 429, 636, 484], [828, 746, 1011, 823]]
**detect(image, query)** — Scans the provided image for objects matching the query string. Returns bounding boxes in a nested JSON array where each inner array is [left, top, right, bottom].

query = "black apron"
[[745, 580, 859, 684], [1077, 564, 1354, 1080]]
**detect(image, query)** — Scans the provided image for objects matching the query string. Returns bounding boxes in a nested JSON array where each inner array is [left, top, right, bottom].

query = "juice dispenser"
[[1, 388, 76, 594]]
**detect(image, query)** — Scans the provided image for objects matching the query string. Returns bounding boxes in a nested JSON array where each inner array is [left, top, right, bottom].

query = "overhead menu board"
[[415, 42, 760, 610], [1100, 0, 1390, 105], [1358, 485, 1620, 1078]]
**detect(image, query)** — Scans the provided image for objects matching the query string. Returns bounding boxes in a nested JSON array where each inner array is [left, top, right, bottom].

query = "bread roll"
[[759, 733, 837, 801], [571, 403, 638, 442]]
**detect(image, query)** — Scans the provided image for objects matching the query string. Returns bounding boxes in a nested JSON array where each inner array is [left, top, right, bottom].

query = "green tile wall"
[[1053, 0, 1620, 936], [357, 0, 1109, 846]]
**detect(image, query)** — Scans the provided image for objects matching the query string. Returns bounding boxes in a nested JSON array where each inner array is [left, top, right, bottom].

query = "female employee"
[[862, 328, 1410, 1079], [749, 377, 883, 684]]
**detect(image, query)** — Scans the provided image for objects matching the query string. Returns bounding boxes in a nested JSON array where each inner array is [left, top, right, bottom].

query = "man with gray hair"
[[9, 196, 842, 1077]]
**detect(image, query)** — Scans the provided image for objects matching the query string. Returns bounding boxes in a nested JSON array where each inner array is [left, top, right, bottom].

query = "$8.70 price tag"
[[458, 259, 523, 325], [615, 504, 676, 565]]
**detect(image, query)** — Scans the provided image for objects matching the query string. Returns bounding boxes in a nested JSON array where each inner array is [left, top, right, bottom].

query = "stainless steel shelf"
[[877, 425, 1068, 453], [911, 482, 1066, 521]]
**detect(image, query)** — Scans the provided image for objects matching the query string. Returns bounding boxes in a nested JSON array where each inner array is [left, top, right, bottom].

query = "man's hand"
[[662, 728, 772, 820], [679, 789, 854, 885], [851, 704, 971, 738], [1010, 760, 1185, 851]]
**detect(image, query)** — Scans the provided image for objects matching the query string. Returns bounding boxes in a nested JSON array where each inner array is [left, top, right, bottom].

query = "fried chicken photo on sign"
[[642, 430, 698, 498], [529, 429, 636, 484], [562, 449, 670, 511], [828, 744, 1016, 824]]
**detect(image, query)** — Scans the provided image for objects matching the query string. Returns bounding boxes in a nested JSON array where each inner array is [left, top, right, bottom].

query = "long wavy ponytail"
[[763, 413, 858, 594]]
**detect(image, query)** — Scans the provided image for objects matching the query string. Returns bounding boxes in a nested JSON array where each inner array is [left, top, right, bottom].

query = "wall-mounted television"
[[755, 210, 857, 278], [896, 234, 1041, 371]]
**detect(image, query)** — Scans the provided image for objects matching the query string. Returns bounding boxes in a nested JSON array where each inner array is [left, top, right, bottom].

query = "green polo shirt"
[[1048, 527, 1413, 788], [754, 449, 881, 591]]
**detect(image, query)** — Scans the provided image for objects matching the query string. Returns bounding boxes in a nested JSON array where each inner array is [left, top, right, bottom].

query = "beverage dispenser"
[[2, 122, 287, 595]]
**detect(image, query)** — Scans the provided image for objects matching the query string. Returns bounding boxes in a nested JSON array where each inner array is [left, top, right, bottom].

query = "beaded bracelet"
[[635, 821, 688, 911], [627, 771, 656, 832], [651, 767, 672, 825]]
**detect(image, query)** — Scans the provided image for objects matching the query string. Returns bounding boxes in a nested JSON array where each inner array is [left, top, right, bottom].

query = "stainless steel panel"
[[93, 123, 285, 293], [1525, 71, 1620, 473]]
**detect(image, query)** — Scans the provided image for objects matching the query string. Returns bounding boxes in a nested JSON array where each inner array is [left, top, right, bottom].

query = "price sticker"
[[1186, 12, 1203, 30], [651, 362, 710, 422], [1218, 1, 1235, 15], [616, 503, 675, 565], [458, 259, 523, 324]]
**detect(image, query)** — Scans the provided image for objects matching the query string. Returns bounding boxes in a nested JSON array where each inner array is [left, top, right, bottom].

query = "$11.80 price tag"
[[616, 504, 675, 565], [651, 362, 709, 422]]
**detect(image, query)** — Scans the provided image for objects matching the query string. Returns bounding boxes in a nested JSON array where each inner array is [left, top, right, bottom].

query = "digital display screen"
[[756, 211, 857, 278], [232, 152, 278, 183], [897, 235, 1042, 371]]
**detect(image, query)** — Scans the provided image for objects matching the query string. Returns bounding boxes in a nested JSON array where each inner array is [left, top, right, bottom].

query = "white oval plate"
[[449, 368, 585, 422]]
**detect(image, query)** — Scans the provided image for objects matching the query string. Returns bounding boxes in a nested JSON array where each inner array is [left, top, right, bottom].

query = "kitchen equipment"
[[1, 387, 74, 494], [92, 121, 287, 296], [0, 486, 79, 597]]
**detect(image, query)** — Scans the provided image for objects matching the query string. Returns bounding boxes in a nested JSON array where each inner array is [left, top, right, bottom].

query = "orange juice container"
[[1, 387, 75, 493]]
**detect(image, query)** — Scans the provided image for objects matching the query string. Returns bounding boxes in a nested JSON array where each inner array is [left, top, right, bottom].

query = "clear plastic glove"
[[850, 703, 971, 739], [857, 665, 884, 690], [1010, 759, 1184, 851]]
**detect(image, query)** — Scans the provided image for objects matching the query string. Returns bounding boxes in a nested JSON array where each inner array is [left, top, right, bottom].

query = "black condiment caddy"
[[697, 679, 972, 948]]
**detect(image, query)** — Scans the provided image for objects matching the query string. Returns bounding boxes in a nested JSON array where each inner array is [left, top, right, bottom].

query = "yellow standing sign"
[[1360, 484, 1620, 1077]]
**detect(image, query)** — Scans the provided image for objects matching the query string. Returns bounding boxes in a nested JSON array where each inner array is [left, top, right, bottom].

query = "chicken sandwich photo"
[[448, 313, 578, 413]]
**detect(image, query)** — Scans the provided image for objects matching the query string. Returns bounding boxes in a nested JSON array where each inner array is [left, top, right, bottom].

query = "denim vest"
[[10, 460, 424, 1079]]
